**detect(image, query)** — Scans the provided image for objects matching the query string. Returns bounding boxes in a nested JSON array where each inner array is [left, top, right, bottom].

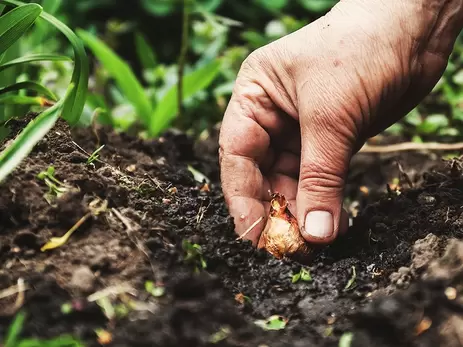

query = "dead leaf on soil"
[[41, 198, 108, 252], [415, 316, 432, 336]]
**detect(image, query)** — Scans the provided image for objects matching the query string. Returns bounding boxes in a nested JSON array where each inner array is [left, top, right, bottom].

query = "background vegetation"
[[0, 0, 463, 181]]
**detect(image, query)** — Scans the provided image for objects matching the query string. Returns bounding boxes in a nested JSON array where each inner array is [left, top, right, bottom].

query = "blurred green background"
[[4, 0, 463, 142]]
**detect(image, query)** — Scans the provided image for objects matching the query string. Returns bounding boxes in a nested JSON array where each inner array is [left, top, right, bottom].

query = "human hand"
[[219, 0, 463, 247]]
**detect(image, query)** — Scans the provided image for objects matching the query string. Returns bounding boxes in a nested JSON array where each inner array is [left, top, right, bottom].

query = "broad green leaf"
[[417, 114, 449, 134], [0, 81, 57, 100], [384, 122, 403, 136], [141, 0, 176, 16], [0, 53, 71, 72], [135, 31, 157, 70], [1, 0, 90, 125], [77, 29, 152, 127], [404, 108, 422, 126], [197, 0, 223, 12], [0, 84, 72, 183], [150, 59, 221, 136], [438, 127, 459, 137], [254, 0, 288, 11], [298, 0, 338, 13], [0, 3, 42, 55]]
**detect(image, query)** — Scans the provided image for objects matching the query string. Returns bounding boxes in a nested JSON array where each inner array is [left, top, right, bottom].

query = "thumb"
[[297, 96, 356, 244]]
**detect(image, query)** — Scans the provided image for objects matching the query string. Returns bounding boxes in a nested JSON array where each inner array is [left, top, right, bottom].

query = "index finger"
[[219, 95, 269, 243], [219, 80, 290, 243]]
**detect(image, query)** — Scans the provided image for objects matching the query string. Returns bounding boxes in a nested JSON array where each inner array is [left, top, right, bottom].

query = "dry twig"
[[112, 208, 157, 276], [0, 279, 29, 301], [236, 216, 264, 241], [359, 142, 463, 154]]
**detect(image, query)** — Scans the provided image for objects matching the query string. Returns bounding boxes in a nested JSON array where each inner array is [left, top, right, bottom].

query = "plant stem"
[[177, 0, 191, 120]]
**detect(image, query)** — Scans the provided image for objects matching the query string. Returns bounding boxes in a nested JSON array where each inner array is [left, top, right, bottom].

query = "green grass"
[[4, 311, 84, 347]]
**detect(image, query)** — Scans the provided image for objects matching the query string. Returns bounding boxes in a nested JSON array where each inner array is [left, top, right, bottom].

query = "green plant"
[[4, 311, 83, 347], [182, 239, 207, 272], [339, 332, 354, 347], [77, 28, 221, 138], [0, 0, 88, 184], [145, 280, 165, 297], [344, 266, 357, 291], [36, 165, 73, 203], [86, 144, 104, 164], [254, 315, 288, 331], [291, 267, 312, 283]]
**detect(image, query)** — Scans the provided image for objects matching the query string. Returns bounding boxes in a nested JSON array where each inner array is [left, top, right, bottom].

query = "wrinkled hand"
[[219, 0, 463, 247]]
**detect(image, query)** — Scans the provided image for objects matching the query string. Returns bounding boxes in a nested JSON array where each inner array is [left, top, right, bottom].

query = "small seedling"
[[182, 239, 207, 272], [114, 303, 130, 318], [86, 144, 105, 165], [41, 198, 108, 251], [291, 267, 312, 283], [187, 164, 210, 183], [254, 315, 288, 331], [37, 166, 74, 205], [344, 266, 357, 291], [97, 297, 115, 321], [145, 281, 165, 297], [339, 332, 354, 347], [61, 302, 73, 314]]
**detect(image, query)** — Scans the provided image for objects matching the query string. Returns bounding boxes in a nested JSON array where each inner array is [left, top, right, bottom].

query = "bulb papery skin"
[[257, 193, 313, 263]]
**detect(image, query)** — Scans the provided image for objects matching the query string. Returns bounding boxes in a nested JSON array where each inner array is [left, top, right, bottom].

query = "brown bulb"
[[257, 193, 313, 263]]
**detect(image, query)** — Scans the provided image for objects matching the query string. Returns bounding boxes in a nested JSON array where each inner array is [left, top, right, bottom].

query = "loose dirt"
[[1, 116, 463, 347]]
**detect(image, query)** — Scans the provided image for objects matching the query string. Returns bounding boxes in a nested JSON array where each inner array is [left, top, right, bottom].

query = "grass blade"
[[5, 311, 26, 347], [0, 81, 57, 100], [77, 29, 152, 127], [0, 84, 72, 183], [0, 53, 71, 72], [39, 11, 88, 124], [135, 31, 157, 70], [0, 94, 50, 107], [0, 0, 90, 125], [150, 59, 221, 136], [0, 3, 42, 54]]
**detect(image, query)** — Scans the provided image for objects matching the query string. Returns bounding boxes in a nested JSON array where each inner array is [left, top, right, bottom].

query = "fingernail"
[[304, 211, 333, 239]]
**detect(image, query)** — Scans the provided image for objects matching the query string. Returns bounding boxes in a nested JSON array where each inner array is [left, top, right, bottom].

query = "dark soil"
[[1, 117, 463, 347]]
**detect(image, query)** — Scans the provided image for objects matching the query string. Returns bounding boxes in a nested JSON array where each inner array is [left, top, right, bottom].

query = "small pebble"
[[417, 193, 436, 205], [70, 266, 96, 293]]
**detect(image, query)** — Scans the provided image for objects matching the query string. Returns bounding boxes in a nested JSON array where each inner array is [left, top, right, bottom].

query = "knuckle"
[[298, 164, 345, 197], [310, 106, 359, 146], [240, 46, 273, 77]]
